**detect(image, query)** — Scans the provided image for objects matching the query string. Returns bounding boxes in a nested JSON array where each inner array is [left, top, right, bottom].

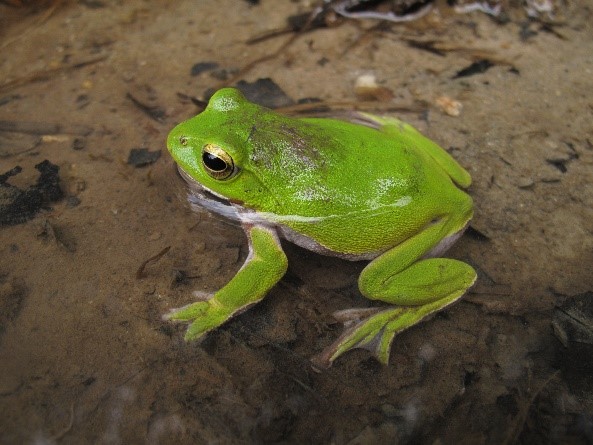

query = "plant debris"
[[127, 148, 162, 167], [190, 61, 219, 77], [453, 59, 495, 78], [0, 120, 92, 136], [0, 56, 107, 94], [435, 95, 463, 116], [0, 160, 63, 226], [332, 0, 434, 23], [545, 142, 578, 173], [36, 218, 77, 252], [552, 292, 593, 347], [136, 246, 171, 279], [234, 78, 295, 109], [0, 274, 27, 339], [354, 74, 394, 102], [126, 87, 166, 123]]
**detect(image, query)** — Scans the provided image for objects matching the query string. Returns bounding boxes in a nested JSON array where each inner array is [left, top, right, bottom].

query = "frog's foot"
[[311, 306, 406, 369], [164, 225, 288, 343], [312, 288, 467, 369], [164, 298, 238, 341]]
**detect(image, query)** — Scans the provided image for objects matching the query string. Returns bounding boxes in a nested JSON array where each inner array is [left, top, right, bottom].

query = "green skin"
[[166, 88, 476, 368]]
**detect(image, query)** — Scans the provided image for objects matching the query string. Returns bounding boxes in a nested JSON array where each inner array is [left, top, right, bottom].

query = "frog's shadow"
[[281, 240, 366, 292], [203, 240, 368, 353]]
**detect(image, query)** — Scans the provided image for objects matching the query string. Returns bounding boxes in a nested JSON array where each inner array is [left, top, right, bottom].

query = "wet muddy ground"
[[1, 1, 593, 443]]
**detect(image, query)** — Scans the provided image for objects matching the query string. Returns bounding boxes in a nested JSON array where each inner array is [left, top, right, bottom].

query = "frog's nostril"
[[179, 136, 188, 146]]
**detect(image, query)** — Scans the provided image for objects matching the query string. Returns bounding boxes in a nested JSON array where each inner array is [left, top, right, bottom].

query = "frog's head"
[[167, 88, 279, 215]]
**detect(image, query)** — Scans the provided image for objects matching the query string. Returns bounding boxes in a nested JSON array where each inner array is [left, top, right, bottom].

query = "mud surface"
[[1, 1, 593, 443]]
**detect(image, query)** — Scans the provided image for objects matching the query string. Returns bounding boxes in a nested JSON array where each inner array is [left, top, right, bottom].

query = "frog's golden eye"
[[202, 144, 236, 180]]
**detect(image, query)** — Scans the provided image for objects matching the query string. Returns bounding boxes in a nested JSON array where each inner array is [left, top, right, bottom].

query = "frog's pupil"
[[203, 152, 227, 172]]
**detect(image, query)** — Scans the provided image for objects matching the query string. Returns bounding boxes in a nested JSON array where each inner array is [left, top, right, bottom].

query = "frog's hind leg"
[[311, 272, 472, 369], [311, 218, 476, 369]]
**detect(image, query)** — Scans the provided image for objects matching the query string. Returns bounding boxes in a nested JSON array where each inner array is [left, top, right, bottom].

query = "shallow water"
[[1, 1, 592, 443]]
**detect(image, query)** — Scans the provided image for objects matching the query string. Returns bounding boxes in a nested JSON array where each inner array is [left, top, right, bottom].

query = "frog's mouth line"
[[176, 166, 244, 222], [177, 166, 228, 203]]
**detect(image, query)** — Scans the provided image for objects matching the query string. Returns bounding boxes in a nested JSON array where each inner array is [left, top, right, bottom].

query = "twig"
[[1, 0, 65, 51], [274, 99, 427, 116], [136, 246, 171, 279], [0, 120, 92, 136], [0, 55, 107, 94], [212, 7, 322, 91]]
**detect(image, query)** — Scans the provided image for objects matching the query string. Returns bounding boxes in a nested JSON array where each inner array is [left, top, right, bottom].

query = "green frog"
[[165, 88, 476, 368]]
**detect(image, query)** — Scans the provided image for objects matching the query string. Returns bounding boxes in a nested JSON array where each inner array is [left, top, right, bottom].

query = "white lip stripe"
[[179, 166, 409, 261]]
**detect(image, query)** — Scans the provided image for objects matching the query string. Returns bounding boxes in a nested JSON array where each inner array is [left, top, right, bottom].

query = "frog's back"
[[256, 118, 472, 256]]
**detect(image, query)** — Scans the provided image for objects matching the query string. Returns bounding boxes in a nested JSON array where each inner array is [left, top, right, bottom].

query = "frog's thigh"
[[360, 257, 476, 306], [359, 220, 476, 305]]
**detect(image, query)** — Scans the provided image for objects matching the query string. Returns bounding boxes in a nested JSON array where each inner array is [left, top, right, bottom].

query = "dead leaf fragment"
[[354, 74, 394, 102], [435, 95, 463, 116]]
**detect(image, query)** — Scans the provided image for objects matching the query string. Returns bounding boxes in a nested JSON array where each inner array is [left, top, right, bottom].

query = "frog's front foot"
[[164, 298, 235, 341]]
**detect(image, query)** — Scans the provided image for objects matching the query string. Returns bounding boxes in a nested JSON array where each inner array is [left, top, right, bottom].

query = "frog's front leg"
[[312, 218, 476, 369], [164, 225, 288, 341]]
